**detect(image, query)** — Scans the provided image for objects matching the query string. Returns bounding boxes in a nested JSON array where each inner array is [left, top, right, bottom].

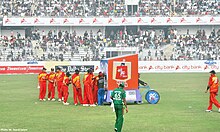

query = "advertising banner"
[[3, 17, 220, 26], [106, 54, 139, 90], [0, 60, 219, 74], [55, 65, 95, 73], [0, 66, 44, 74], [138, 60, 220, 73]]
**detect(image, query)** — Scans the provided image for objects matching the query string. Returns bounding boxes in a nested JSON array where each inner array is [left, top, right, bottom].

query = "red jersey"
[[208, 74, 219, 93], [84, 73, 93, 85], [47, 72, 56, 83], [56, 71, 65, 82], [72, 73, 81, 88], [63, 76, 70, 86], [83, 73, 88, 84], [38, 71, 47, 82], [93, 76, 99, 86]]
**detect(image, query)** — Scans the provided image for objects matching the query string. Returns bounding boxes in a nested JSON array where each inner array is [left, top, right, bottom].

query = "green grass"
[[0, 73, 220, 132]]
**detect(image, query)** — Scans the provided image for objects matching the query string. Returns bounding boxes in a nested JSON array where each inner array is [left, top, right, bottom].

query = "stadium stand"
[[0, 0, 220, 61], [1, 27, 220, 61]]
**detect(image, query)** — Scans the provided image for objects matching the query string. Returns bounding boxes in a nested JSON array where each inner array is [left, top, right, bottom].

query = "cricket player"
[[205, 70, 220, 112], [71, 69, 83, 105], [97, 72, 105, 105], [92, 73, 99, 104], [110, 83, 128, 132], [83, 69, 96, 106], [55, 67, 65, 102], [62, 72, 71, 105], [38, 67, 47, 101], [47, 68, 56, 101]]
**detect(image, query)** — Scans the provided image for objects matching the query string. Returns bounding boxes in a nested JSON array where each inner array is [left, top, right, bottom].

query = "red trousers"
[[57, 82, 63, 99], [83, 84, 94, 105], [39, 82, 46, 99], [73, 87, 83, 104], [48, 83, 55, 99], [62, 86, 69, 103], [207, 92, 220, 110], [93, 85, 98, 104]]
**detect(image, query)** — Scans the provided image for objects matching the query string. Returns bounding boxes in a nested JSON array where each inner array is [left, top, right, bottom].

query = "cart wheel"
[[145, 90, 160, 104]]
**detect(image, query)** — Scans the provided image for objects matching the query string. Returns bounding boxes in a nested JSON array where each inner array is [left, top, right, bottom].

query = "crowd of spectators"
[[0, 33, 35, 61], [0, 27, 170, 61], [1, 0, 219, 17], [171, 28, 220, 60], [1, 27, 220, 61]]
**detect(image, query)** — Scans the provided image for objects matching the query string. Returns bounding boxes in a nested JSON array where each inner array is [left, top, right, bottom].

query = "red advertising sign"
[[116, 65, 128, 80], [0, 66, 44, 74]]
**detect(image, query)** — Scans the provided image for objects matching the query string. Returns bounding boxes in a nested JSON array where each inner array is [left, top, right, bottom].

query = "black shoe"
[[114, 128, 117, 132]]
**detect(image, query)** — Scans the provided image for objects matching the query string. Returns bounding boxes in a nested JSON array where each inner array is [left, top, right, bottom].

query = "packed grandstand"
[[0, 0, 220, 62]]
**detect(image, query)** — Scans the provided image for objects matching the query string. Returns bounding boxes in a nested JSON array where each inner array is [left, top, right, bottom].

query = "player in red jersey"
[[62, 72, 71, 105], [55, 67, 65, 102], [92, 74, 99, 105], [72, 69, 83, 105], [205, 70, 220, 112], [38, 67, 47, 101], [47, 68, 56, 101], [83, 69, 96, 106]]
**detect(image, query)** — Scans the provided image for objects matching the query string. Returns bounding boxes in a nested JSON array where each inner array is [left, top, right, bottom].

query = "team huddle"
[[38, 67, 105, 106]]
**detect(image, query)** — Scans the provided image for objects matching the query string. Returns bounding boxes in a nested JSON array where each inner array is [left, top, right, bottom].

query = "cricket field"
[[0, 73, 220, 132]]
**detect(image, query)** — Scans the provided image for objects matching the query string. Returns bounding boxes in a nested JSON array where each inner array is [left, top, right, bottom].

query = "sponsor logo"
[[93, 18, 97, 23], [166, 18, 173, 23], [34, 18, 44, 24], [63, 18, 74, 24], [63, 18, 69, 23], [113, 61, 131, 87], [79, 18, 84, 23], [209, 17, 220, 23], [108, 18, 113, 23], [122, 18, 127, 23], [204, 60, 217, 65], [27, 61, 38, 64], [196, 17, 201, 23], [79, 18, 90, 24], [175, 65, 180, 70], [137, 18, 143, 23], [92, 18, 103, 24], [50, 18, 60, 24], [196, 17, 206, 23], [20, 18, 31, 24], [5, 18, 11, 23], [0, 66, 43, 74], [21, 18, 26, 23], [151, 18, 156, 23], [180, 18, 191, 23], [108, 18, 118, 24], [34, 18, 40, 23], [150, 18, 161, 24], [148, 65, 153, 70], [210, 17, 215, 22], [3, 18, 16, 25], [121, 18, 132, 24], [50, 18, 55, 23], [180, 17, 186, 23], [137, 17, 149, 24], [55, 65, 94, 73]]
